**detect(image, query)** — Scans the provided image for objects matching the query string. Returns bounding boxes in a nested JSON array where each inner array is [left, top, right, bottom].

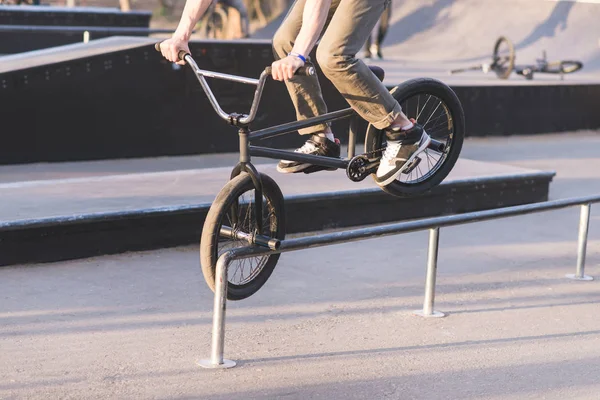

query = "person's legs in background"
[[364, 4, 391, 60], [364, 17, 382, 59], [220, 0, 250, 38]]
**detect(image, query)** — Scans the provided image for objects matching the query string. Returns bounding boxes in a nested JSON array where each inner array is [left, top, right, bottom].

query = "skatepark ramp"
[[253, 0, 600, 72]]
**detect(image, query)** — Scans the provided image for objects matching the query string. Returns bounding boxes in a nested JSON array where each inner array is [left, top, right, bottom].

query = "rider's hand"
[[271, 55, 305, 81], [159, 36, 190, 66]]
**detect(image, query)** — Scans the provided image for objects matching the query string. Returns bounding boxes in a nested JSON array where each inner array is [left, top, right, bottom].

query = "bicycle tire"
[[492, 36, 515, 79], [545, 60, 583, 74], [364, 78, 465, 197], [200, 172, 285, 301]]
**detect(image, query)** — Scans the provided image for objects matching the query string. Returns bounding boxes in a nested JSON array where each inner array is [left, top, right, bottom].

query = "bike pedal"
[[402, 157, 422, 174]]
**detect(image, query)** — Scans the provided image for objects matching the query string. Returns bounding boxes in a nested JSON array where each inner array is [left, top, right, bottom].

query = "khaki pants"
[[272, 0, 401, 135]]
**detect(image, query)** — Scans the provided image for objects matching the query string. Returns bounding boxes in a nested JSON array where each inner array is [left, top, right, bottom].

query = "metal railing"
[[197, 194, 599, 369]]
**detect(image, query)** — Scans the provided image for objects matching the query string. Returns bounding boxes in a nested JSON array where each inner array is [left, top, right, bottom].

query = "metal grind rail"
[[198, 194, 600, 369]]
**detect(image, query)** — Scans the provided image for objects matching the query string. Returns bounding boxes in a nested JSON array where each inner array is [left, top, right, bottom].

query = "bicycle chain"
[[364, 147, 385, 158]]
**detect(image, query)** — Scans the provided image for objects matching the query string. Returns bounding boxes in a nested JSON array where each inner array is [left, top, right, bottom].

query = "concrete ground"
[[2, 131, 600, 399]]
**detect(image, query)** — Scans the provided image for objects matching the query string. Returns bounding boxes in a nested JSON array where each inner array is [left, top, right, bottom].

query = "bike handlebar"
[[154, 42, 315, 125]]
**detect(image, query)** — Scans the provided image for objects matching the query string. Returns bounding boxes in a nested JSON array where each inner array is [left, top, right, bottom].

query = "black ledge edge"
[[0, 171, 555, 266]]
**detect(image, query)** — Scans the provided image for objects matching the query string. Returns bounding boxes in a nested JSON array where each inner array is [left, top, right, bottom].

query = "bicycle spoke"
[[236, 193, 253, 283], [427, 117, 450, 134], [424, 100, 443, 127], [424, 113, 447, 137], [416, 95, 432, 120], [425, 150, 434, 170], [417, 162, 424, 180]]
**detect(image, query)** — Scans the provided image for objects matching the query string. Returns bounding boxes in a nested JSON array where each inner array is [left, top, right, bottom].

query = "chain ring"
[[346, 156, 367, 182], [346, 148, 384, 182]]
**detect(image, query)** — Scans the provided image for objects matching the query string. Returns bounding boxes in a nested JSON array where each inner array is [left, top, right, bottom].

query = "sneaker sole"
[[277, 163, 337, 174], [276, 163, 312, 174], [376, 133, 432, 187]]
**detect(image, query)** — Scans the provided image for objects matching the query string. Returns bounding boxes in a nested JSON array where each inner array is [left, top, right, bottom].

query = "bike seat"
[[369, 66, 385, 82]]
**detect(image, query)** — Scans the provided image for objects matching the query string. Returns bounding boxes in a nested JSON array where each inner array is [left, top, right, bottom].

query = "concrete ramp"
[[252, 0, 600, 70]]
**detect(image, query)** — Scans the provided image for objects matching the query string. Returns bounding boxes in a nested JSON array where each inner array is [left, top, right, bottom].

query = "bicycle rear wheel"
[[364, 78, 465, 197], [200, 172, 285, 300], [492, 36, 515, 79], [545, 60, 583, 74]]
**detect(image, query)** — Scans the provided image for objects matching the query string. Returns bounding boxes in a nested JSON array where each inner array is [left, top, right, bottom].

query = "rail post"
[[566, 204, 594, 281], [198, 252, 237, 369], [413, 227, 446, 318]]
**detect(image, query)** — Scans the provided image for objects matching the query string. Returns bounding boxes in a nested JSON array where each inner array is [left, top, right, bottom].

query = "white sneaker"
[[375, 124, 431, 187]]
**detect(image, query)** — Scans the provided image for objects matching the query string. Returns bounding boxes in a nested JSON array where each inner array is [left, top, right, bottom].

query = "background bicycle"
[[449, 36, 583, 80]]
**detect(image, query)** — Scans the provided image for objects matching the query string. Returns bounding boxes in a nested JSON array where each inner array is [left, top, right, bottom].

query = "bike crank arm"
[[220, 226, 281, 250]]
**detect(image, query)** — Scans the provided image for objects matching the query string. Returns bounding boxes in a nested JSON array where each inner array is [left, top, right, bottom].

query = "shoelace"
[[381, 141, 403, 162], [296, 141, 319, 154]]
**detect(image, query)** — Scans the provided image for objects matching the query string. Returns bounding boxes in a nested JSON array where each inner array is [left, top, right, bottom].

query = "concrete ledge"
[[0, 169, 554, 266]]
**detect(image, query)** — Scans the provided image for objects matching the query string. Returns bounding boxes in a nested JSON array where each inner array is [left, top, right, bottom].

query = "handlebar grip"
[[154, 42, 189, 62], [177, 50, 189, 61], [265, 66, 315, 76]]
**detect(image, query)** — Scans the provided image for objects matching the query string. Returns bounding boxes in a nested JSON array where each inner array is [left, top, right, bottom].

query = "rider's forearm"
[[174, 0, 213, 40], [291, 0, 332, 58]]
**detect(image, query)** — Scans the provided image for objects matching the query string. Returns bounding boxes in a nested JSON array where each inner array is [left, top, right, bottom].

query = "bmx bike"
[[450, 36, 583, 81], [155, 45, 465, 300]]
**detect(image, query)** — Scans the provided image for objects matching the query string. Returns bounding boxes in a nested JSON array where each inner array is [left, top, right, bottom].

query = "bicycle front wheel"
[[200, 172, 285, 300], [364, 78, 465, 197], [492, 36, 515, 79]]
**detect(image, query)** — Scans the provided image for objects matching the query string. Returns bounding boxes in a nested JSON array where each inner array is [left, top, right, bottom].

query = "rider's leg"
[[272, 0, 342, 173], [316, 0, 429, 185], [272, 0, 341, 137]]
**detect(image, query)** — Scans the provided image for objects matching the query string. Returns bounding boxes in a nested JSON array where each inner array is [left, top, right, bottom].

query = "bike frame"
[[184, 53, 362, 235], [181, 53, 444, 237]]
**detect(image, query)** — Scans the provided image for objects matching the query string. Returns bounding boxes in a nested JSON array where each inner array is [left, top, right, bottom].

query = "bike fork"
[[230, 127, 264, 234]]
